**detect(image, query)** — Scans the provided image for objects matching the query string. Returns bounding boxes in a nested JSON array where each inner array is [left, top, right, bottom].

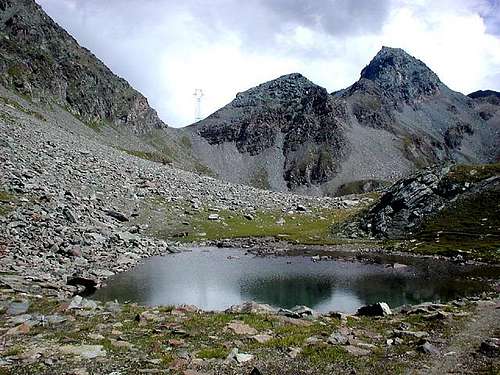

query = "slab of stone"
[[60, 345, 106, 359], [226, 321, 258, 335]]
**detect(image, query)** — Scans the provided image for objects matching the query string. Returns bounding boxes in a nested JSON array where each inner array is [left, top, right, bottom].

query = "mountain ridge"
[[185, 47, 499, 195]]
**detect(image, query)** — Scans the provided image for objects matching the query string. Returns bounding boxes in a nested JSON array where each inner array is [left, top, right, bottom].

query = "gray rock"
[[480, 338, 499, 357], [7, 300, 30, 315], [59, 345, 106, 359], [418, 341, 440, 355], [328, 332, 349, 345], [105, 210, 129, 222], [356, 302, 392, 317]]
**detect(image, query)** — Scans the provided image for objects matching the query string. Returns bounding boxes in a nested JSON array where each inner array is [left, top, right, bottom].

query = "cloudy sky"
[[36, 0, 500, 127]]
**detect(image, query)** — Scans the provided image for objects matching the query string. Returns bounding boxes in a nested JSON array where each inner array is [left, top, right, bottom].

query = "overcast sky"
[[36, 0, 500, 127]]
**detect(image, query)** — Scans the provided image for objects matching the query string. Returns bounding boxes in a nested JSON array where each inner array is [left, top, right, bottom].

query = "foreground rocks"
[[0, 292, 498, 375]]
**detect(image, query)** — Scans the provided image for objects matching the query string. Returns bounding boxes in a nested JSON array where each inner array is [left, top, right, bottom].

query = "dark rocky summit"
[[187, 73, 348, 191], [186, 47, 499, 195]]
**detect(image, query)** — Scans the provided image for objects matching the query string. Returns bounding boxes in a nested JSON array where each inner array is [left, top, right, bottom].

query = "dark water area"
[[92, 248, 498, 313]]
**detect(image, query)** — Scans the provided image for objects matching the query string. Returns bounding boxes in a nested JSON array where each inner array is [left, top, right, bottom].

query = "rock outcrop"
[[355, 163, 500, 239]]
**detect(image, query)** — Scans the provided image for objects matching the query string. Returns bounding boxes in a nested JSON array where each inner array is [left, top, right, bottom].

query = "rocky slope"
[[468, 90, 500, 160], [0, 0, 207, 172], [345, 163, 500, 260], [0, 87, 353, 295], [185, 48, 499, 196], [185, 73, 348, 194]]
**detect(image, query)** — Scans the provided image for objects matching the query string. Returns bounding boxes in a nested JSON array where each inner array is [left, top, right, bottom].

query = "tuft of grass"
[[180, 135, 192, 149], [197, 345, 229, 359], [301, 344, 347, 366], [0, 190, 15, 216]]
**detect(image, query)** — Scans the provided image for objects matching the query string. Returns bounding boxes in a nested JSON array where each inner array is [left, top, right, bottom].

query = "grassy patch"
[[265, 320, 336, 349], [444, 163, 500, 184], [165, 206, 363, 244], [335, 179, 390, 196], [414, 184, 500, 262], [197, 345, 228, 359], [0, 190, 15, 216], [301, 344, 347, 365], [193, 161, 215, 177], [180, 135, 192, 149], [0, 96, 46, 122]]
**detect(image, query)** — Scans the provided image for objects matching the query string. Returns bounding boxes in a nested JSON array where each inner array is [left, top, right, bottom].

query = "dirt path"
[[423, 299, 499, 374]]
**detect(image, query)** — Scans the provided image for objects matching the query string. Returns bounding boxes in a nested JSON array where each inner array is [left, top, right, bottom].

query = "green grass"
[[159, 206, 362, 244], [444, 163, 500, 184], [180, 135, 192, 149], [197, 345, 229, 359], [0, 96, 46, 122], [301, 344, 347, 365], [0, 190, 15, 216], [265, 320, 337, 349], [414, 182, 500, 262]]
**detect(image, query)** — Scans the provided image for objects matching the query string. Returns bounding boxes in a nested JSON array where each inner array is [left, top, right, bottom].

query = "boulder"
[[356, 302, 392, 317]]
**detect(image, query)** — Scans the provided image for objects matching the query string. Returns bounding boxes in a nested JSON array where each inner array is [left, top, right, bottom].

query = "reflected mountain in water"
[[240, 276, 334, 309], [92, 248, 494, 312]]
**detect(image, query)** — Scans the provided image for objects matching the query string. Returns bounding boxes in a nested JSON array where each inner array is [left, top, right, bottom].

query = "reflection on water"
[[240, 276, 334, 310], [92, 248, 494, 313]]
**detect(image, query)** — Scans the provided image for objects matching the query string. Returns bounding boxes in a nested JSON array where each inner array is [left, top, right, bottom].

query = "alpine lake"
[[92, 247, 499, 313]]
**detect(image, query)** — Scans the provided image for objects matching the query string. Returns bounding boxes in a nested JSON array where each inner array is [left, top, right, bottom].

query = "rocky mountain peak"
[[359, 46, 441, 99], [231, 73, 328, 109]]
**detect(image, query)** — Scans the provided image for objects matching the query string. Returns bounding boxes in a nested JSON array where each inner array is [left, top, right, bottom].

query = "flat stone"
[[110, 339, 134, 350], [6, 322, 31, 335], [7, 300, 30, 315], [227, 321, 258, 335], [393, 330, 429, 339], [344, 345, 371, 356], [287, 347, 301, 358], [252, 334, 272, 344], [60, 345, 106, 359], [418, 341, 440, 355], [328, 332, 349, 345]]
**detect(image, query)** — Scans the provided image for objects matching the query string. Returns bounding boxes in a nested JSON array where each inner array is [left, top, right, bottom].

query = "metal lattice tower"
[[193, 89, 204, 122]]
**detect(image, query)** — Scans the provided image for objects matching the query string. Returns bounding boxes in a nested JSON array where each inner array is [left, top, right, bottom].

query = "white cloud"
[[36, 0, 500, 127]]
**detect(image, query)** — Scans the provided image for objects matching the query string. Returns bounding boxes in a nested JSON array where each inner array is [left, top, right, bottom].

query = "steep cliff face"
[[185, 47, 498, 195], [0, 0, 165, 134]]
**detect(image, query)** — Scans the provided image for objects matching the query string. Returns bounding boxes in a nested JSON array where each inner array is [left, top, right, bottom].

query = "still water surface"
[[93, 248, 494, 313]]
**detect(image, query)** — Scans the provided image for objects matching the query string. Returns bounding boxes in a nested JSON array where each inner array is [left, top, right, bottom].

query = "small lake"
[[92, 248, 497, 313]]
